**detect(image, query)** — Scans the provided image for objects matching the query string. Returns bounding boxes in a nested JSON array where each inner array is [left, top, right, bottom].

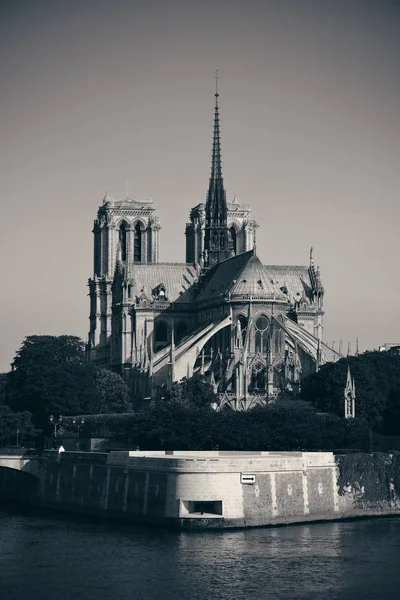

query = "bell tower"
[[87, 194, 161, 363]]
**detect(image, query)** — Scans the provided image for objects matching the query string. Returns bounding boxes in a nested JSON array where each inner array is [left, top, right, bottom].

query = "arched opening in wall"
[[134, 223, 142, 263], [154, 321, 169, 351], [236, 315, 248, 346], [212, 231, 218, 248], [229, 227, 237, 255], [219, 231, 225, 250], [119, 223, 127, 261], [250, 362, 267, 393], [127, 284, 132, 299], [175, 322, 188, 345], [255, 315, 269, 353]]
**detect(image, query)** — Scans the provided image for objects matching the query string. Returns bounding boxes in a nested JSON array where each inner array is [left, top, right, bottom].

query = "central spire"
[[203, 70, 230, 268]]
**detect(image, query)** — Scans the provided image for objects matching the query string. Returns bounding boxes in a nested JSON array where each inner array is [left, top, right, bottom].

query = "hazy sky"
[[1, 0, 400, 371]]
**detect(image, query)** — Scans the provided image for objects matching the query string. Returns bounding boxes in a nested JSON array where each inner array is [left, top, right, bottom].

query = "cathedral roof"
[[196, 249, 288, 303], [264, 265, 314, 303], [127, 263, 199, 304]]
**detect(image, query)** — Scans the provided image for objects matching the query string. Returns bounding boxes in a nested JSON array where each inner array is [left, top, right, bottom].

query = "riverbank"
[[2, 449, 400, 529]]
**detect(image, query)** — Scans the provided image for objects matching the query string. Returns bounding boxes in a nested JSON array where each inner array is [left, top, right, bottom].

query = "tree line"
[[0, 335, 132, 447], [1, 336, 400, 451]]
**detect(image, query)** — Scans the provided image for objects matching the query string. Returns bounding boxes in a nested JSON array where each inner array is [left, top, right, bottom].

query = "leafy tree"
[[126, 389, 370, 452], [166, 373, 218, 408], [90, 368, 132, 414], [5, 336, 99, 430], [4, 336, 134, 443], [0, 373, 8, 405], [301, 352, 400, 432], [0, 405, 37, 448]]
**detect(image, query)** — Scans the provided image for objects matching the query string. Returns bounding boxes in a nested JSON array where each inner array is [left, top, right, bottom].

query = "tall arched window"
[[255, 315, 269, 353], [220, 231, 226, 250], [237, 315, 248, 346], [229, 226, 237, 255], [119, 223, 127, 261], [251, 362, 266, 391], [134, 223, 142, 263]]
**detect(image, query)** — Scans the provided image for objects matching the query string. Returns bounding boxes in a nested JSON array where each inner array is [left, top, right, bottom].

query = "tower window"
[[119, 223, 127, 261], [229, 227, 237, 255], [134, 223, 142, 262]]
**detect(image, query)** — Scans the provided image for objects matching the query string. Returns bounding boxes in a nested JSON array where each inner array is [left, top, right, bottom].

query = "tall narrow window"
[[134, 223, 142, 263], [119, 223, 127, 261], [255, 315, 269, 353], [229, 226, 237, 255]]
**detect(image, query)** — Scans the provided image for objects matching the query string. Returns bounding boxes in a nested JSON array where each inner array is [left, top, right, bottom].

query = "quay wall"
[[2, 451, 399, 528]]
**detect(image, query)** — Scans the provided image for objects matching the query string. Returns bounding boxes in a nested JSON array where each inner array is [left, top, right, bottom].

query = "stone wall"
[[3, 451, 400, 529]]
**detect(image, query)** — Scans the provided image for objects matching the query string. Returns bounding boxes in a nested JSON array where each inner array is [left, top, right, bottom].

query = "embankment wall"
[[2, 451, 399, 529]]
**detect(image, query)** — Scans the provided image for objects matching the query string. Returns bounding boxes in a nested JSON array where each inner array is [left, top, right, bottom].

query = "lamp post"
[[72, 418, 85, 450], [49, 414, 63, 438]]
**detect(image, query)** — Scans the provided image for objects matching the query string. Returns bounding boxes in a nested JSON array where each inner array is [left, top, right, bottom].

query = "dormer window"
[[153, 283, 167, 301]]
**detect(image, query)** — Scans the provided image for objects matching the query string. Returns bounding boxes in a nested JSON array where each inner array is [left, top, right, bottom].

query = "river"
[[0, 506, 399, 600]]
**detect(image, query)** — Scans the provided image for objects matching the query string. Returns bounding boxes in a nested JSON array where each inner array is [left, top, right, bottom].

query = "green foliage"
[[0, 405, 37, 448], [6, 336, 98, 429], [301, 351, 400, 431], [337, 452, 400, 507], [62, 413, 137, 440], [91, 369, 132, 414], [166, 373, 218, 408], [4, 336, 133, 433], [0, 373, 8, 405], [127, 390, 370, 451]]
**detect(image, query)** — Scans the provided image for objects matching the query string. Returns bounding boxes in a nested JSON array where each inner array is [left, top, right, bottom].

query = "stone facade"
[[86, 86, 339, 408]]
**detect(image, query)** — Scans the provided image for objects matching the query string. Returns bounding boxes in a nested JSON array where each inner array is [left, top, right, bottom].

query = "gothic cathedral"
[[87, 80, 339, 409]]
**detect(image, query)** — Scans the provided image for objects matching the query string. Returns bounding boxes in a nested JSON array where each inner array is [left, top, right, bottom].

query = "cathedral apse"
[[87, 76, 339, 410]]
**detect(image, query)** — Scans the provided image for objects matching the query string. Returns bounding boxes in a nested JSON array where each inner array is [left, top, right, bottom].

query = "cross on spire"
[[215, 69, 219, 97]]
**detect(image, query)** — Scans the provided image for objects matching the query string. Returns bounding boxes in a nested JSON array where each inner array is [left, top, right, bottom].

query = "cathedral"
[[87, 79, 339, 410]]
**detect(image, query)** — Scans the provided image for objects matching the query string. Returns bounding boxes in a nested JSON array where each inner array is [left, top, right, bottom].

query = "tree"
[[5, 336, 99, 430], [166, 373, 218, 408], [301, 352, 400, 432], [0, 405, 37, 448], [91, 368, 132, 414], [129, 400, 216, 450], [0, 373, 8, 405]]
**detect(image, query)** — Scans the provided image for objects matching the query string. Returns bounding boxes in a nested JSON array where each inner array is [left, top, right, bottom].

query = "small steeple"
[[355, 337, 359, 356], [344, 365, 356, 419], [203, 70, 230, 268], [308, 247, 324, 305]]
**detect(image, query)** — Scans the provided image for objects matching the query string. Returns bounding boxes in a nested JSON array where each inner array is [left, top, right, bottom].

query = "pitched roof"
[[264, 265, 314, 302], [196, 250, 287, 303], [127, 263, 199, 304]]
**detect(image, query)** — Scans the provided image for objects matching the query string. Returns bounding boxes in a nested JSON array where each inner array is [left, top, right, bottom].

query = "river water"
[[1, 506, 400, 600]]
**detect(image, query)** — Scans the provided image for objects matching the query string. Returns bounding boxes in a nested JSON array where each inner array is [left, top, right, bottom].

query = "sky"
[[1, 0, 400, 371]]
